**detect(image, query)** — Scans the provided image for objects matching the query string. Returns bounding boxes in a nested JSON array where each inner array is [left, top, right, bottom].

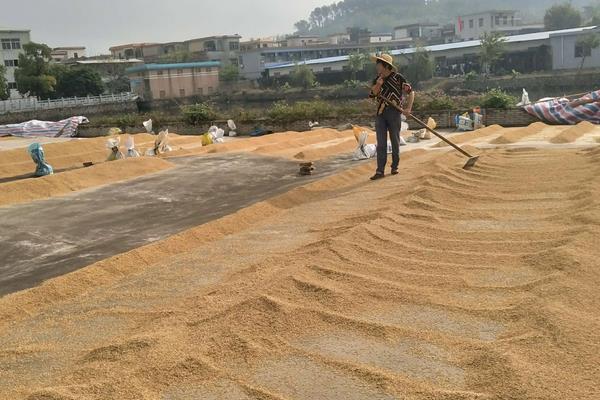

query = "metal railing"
[[0, 92, 138, 115]]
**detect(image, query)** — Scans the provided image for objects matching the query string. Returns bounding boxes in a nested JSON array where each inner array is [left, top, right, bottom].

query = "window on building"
[[1, 39, 20, 50], [230, 58, 239, 66], [479, 18, 484, 27], [3, 59, 18, 67], [575, 44, 592, 58], [159, 90, 166, 99], [495, 15, 500, 25], [229, 41, 239, 51], [74, 53, 79, 59], [8, 82, 17, 90], [503, 16, 508, 25], [469, 19, 474, 29], [179, 89, 186, 97], [323, 67, 332, 72]]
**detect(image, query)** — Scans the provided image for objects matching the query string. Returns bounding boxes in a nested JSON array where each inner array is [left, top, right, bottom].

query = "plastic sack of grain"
[[228, 120, 237, 137], [145, 130, 172, 156], [125, 136, 140, 158], [28, 143, 54, 177], [106, 137, 124, 161], [143, 119, 153, 134]]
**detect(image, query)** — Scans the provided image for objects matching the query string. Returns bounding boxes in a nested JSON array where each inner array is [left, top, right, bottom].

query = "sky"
[[1, 0, 325, 55]]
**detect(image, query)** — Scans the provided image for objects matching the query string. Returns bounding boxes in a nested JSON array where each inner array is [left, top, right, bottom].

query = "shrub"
[[343, 79, 362, 88], [181, 102, 218, 125], [426, 94, 456, 110], [481, 88, 517, 109], [267, 100, 334, 122], [465, 71, 478, 82]]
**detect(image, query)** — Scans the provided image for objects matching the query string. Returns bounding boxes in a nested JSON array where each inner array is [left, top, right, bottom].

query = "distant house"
[[110, 35, 241, 67], [455, 10, 544, 41], [0, 26, 30, 98], [328, 33, 351, 45], [551, 26, 600, 70], [51, 46, 86, 62], [126, 61, 220, 100], [394, 23, 440, 41], [240, 37, 281, 52], [285, 35, 324, 47]]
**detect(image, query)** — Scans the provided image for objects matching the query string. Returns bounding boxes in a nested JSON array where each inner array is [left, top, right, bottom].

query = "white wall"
[[551, 33, 600, 70], [0, 30, 30, 98]]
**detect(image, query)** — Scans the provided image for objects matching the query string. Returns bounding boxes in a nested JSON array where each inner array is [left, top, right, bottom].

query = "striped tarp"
[[0, 116, 89, 138], [523, 90, 600, 125]]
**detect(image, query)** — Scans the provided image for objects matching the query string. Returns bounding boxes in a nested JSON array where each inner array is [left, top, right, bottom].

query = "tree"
[[403, 46, 433, 84], [53, 67, 104, 98], [347, 51, 368, 80], [105, 75, 131, 94], [0, 65, 9, 100], [544, 3, 582, 31], [576, 33, 600, 71], [479, 32, 507, 75], [290, 64, 315, 90], [220, 64, 240, 82], [295, 20, 311, 34], [14, 42, 57, 98]]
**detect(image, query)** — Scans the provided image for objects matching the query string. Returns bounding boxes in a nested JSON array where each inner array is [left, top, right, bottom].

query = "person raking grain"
[[369, 53, 415, 180]]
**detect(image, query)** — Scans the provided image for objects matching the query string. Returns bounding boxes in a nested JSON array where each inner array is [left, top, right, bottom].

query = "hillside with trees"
[[294, 0, 592, 35]]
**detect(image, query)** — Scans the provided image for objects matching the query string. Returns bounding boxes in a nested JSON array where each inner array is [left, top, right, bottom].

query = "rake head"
[[463, 156, 480, 170]]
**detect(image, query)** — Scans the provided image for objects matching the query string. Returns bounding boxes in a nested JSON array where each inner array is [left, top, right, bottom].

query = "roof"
[[370, 33, 393, 37], [74, 58, 144, 65], [184, 35, 241, 43], [459, 9, 517, 18], [54, 46, 86, 50], [0, 27, 30, 32], [267, 26, 597, 70], [109, 43, 161, 51], [125, 61, 221, 74], [394, 23, 439, 29]]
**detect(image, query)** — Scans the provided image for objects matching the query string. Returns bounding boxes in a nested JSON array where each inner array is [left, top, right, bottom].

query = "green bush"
[[426, 94, 456, 110], [267, 100, 334, 122], [481, 88, 517, 109], [465, 71, 478, 82], [181, 102, 218, 125], [115, 114, 137, 128], [343, 79, 362, 88]]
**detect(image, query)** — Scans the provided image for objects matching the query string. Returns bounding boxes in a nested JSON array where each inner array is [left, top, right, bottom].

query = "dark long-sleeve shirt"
[[370, 72, 412, 115]]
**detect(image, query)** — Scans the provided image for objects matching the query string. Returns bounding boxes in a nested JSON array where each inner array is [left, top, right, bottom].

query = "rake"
[[377, 93, 480, 169]]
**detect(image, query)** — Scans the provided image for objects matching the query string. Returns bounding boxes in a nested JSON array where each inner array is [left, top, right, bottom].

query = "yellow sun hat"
[[370, 53, 396, 69]]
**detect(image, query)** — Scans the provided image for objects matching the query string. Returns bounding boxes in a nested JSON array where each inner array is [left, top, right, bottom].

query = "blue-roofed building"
[[264, 26, 599, 79], [125, 61, 221, 100]]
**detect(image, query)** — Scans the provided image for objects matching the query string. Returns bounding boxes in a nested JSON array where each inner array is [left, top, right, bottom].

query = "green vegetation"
[[576, 33, 600, 71], [402, 46, 434, 84], [544, 3, 582, 31], [220, 65, 240, 82], [14, 42, 57, 98], [181, 102, 219, 125], [14, 41, 107, 99], [51, 67, 104, 98], [479, 32, 507, 75], [267, 100, 363, 122], [481, 88, 518, 109], [0, 65, 8, 100], [347, 52, 369, 80], [290, 65, 316, 90]]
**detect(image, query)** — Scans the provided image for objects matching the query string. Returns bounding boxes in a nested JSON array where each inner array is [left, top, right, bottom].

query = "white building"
[[456, 10, 518, 41], [0, 27, 30, 98], [328, 33, 351, 45], [394, 23, 440, 41], [51, 46, 86, 62], [368, 33, 393, 43], [285, 35, 324, 47]]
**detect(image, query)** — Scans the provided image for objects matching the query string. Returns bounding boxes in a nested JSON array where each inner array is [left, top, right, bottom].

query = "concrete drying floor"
[[0, 153, 355, 296]]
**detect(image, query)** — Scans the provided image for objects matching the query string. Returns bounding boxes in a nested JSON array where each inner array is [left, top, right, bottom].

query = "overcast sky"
[[2, 0, 325, 55]]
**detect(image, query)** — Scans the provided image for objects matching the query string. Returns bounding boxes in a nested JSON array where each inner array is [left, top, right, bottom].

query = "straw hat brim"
[[371, 55, 396, 69]]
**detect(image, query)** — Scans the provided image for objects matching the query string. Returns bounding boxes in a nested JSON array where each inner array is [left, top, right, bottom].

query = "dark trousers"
[[375, 107, 401, 174]]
